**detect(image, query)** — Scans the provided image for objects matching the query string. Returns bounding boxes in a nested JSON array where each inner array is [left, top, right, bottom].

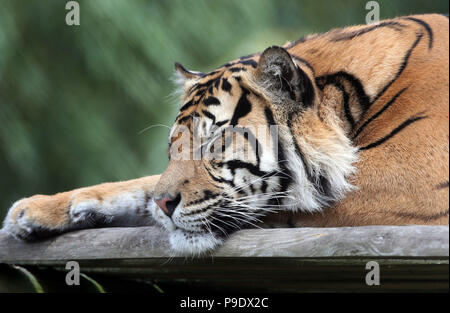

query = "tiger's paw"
[[3, 187, 156, 241], [2, 194, 73, 241], [2, 191, 118, 241]]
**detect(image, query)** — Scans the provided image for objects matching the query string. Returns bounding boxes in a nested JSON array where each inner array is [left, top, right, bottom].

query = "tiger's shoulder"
[[279, 14, 449, 139]]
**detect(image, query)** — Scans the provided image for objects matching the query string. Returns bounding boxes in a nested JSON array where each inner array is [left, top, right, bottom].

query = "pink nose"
[[154, 194, 181, 217]]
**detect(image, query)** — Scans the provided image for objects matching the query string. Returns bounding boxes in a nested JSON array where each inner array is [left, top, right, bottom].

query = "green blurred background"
[[0, 0, 448, 220]]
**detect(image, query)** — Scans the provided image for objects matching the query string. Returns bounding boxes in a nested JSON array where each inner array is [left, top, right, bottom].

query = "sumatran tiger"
[[2, 14, 448, 255]]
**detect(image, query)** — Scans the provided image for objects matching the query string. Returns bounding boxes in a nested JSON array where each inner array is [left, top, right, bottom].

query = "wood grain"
[[0, 225, 447, 261], [0, 226, 448, 292]]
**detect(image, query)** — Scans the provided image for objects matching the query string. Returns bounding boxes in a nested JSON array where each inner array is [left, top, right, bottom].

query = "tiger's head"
[[151, 46, 358, 255]]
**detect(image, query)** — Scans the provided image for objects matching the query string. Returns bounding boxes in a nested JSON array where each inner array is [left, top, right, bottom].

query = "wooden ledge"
[[0, 225, 448, 261], [0, 225, 448, 292]]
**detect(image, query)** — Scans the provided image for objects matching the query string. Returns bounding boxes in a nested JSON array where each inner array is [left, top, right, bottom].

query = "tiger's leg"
[[2, 175, 161, 241]]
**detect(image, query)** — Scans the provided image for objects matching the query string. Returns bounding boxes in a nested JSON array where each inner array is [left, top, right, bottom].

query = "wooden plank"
[[0, 225, 448, 261], [0, 226, 448, 292]]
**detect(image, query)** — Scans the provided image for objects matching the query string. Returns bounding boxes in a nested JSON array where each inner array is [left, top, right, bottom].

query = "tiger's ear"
[[256, 46, 314, 107], [174, 62, 204, 81]]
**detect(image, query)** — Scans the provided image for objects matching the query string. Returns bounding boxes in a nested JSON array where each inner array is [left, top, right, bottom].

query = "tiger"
[[2, 14, 449, 255]]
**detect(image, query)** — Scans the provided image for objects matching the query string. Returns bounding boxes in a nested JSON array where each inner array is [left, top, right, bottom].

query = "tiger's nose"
[[154, 193, 181, 217]]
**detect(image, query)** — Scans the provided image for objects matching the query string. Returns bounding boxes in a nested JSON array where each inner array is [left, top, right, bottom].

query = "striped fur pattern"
[[3, 14, 449, 255]]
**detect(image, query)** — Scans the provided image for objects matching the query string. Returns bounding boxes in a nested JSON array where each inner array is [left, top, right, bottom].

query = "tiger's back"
[[268, 14, 449, 227]]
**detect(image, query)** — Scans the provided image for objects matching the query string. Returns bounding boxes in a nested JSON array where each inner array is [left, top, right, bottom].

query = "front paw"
[[2, 194, 71, 241]]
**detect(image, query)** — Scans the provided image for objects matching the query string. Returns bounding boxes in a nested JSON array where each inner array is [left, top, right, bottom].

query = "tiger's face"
[[151, 46, 357, 255]]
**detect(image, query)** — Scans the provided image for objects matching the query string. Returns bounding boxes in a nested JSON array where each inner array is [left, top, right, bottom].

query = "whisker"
[[214, 209, 264, 230], [138, 123, 172, 135], [227, 171, 278, 195], [215, 209, 264, 225], [205, 219, 228, 237], [209, 214, 240, 230]]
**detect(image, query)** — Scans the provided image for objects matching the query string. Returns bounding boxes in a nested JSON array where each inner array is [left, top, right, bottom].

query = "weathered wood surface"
[[0, 225, 448, 261], [0, 225, 448, 292]]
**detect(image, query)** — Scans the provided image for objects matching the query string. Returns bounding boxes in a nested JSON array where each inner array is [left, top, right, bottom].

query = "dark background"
[[0, 0, 448, 220]]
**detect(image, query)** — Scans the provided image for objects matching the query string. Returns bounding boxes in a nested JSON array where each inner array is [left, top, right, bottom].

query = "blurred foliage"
[[0, 0, 448, 219]]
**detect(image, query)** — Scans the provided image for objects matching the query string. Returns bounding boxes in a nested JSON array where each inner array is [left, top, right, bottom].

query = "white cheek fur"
[[279, 119, 358, 213], [169, 229, 223, 256], [151, 202, 223, 255]]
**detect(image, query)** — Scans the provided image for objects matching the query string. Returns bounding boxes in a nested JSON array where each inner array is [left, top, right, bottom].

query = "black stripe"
[[177, 115, 191, 124], [297, 67, 315, 107], [331, 82, 354, 129], [229, 67, 246, 73], [184, 190, 220, 208], [402, 17, 434, 49], [286, 112, 314, 183], [352, 87, 408, 140], [243, 177, 256, 194], [220, 160, 272, 178], [179, 100, 195, 112], [436, 181, 449, 189], [188, 73, 224, 94], [240, 53, 257, 60], [341, 85, 354, 129], [187, 83, 200, 95], [238, 59, 258, 68], [318, 174, 332, 199], [285, 110, 334, 200], [202, 110, 216, 124], [203, 96, 221, 106], [221, 78, 232, 92], [330, 21, 405, 42], [216, 156, 275, 196], [230, 126, 262, 166], [176, 110, 200, 124], [284, 36, 307, 49], [183, 200, 222, 216], [316, 71, 370, 112], [391, 209, 449, 221], [218, 61, 234, 68], [359, 115, 427, 151], [221, 129, 233, 152], [264, 107, 293, 193], [213, 76, 221, 89], [371, 33, 423, 106], [205, 165, 235, 187], [215, 119, 229, 127], [205, 70, 220, 77], [230, 87, 251, 126]]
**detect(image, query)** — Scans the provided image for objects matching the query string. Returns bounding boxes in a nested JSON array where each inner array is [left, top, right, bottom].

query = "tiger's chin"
[[169, 229, 224, 256], [151, 206, 225, 255]]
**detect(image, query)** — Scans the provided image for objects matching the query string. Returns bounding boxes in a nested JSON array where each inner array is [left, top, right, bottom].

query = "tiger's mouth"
[[150, 202, 228, 255], [151, 194, 279, 254], [157, 201, 240, 237]]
